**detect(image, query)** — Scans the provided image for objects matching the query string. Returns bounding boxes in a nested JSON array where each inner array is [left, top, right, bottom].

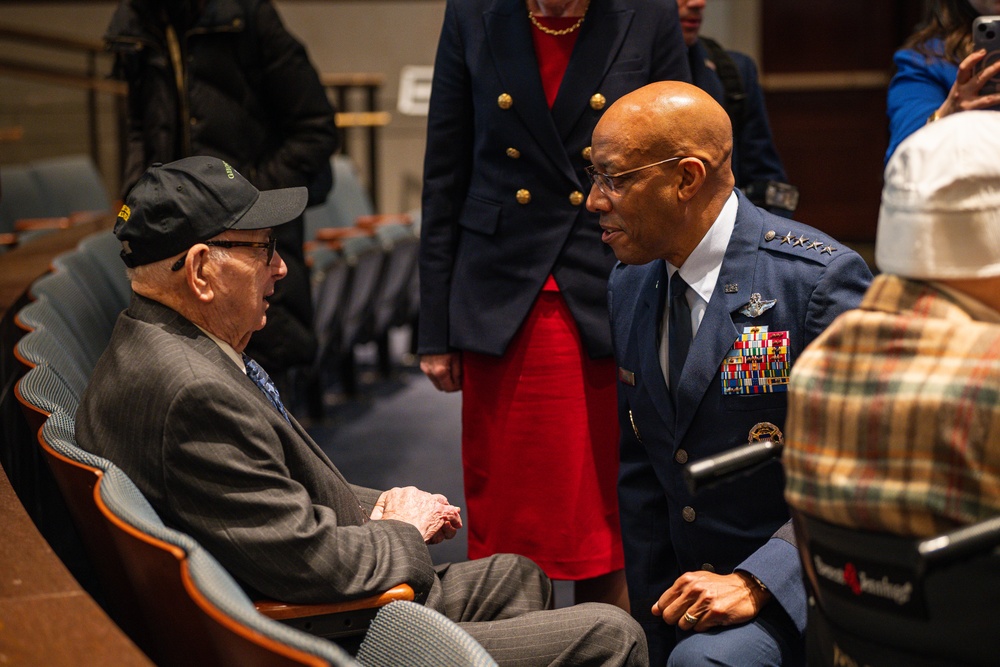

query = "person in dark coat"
[[418, 0, 691, 611], [676, 0, 794, 216], [589, 81, 872, 666], [105, 0, 339, 379]]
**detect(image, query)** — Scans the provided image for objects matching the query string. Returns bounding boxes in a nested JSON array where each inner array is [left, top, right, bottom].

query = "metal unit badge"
[[739, 293, 777, 318]]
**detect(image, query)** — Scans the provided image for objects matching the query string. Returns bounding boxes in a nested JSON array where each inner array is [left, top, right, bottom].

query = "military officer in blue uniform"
[[586, 81, 872, 666]]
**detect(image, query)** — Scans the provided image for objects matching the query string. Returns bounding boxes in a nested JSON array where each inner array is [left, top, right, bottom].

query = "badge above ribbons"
[[720, 326, 790, 395]]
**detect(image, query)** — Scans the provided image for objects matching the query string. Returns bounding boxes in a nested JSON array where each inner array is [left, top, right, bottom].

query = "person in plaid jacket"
[[785, 110, 1000, 538]]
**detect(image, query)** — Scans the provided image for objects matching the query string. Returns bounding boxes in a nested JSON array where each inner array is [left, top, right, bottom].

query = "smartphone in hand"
[[973, 15, 1000, 95]]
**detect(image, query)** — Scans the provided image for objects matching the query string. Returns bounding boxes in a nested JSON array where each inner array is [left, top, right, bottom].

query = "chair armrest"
[[254, 583, 415, 621], [15, 216, 72, 231], [0, 232, 18, 247], [355, 213, 413, 231], [68, 210, 117, 225], [313, 226, 376, 243]]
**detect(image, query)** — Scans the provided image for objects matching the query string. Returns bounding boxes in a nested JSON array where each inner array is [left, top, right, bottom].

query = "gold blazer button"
[[506, 147, 521, 159], [498, 93, 513, 109], [569, 190, 584, 206], [590, 93, 606, 110], [581, 146, 592, 160], [516, 189, 531, 204]]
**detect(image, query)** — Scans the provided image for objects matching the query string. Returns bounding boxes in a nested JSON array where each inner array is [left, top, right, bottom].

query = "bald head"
[[596, 81, 734, 185], [586, 81, 738, 267]]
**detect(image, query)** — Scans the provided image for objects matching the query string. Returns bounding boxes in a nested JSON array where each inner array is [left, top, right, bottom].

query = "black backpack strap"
[[700, 36, 747, 139]]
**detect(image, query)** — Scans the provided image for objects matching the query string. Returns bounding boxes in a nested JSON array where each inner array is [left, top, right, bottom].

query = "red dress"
[[461, 17, 623, 580]]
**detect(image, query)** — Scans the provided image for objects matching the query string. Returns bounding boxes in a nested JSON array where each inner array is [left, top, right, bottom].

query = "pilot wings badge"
[[739, 293, 776, 318]]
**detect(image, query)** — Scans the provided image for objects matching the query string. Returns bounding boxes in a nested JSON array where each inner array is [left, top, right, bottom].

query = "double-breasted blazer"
[[418, 0, 690, 358], [608, 192, 873, 661]]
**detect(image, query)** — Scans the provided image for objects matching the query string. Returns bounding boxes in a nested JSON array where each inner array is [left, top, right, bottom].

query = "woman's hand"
[[933, 49, 1000, 121]]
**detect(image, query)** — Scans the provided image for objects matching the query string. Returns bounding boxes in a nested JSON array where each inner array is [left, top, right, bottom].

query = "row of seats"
[[12, 228, 495, 666], [302, 156, 420, 415], [0, 154, 115, 251]]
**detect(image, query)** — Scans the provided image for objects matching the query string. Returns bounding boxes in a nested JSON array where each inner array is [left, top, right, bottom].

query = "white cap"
[[876, 110, 1000, 279]]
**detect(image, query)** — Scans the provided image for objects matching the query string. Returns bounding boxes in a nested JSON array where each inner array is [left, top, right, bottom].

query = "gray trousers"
[[431, 554, 648, 667]]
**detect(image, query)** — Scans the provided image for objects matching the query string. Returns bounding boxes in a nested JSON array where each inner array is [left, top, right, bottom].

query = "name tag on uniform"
[[618, 367, 636, 386], [720, 326, 790, 395]]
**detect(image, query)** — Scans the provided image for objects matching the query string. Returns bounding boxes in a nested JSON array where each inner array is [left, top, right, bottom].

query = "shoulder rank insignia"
[[739, 293, 776, 318]]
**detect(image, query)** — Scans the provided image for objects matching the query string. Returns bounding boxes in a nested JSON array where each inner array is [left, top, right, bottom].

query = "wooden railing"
[[0, 23, 390, 208]]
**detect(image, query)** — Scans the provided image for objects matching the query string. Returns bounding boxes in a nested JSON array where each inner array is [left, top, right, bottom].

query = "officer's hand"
[[651, 571, 771, 632]]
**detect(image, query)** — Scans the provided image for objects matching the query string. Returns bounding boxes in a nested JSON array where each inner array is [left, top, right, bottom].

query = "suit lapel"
[[675, 196, 763, 442], [484, 0, 568, 175], [550, 1, 634, 143], [635, 261, 675, 430]]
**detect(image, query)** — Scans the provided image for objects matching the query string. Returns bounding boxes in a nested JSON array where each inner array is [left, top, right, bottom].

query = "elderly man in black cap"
[[76, 156, 649, 667]]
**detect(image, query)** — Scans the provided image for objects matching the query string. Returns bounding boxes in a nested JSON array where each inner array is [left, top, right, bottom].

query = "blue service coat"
[[419, 0, 690, 358], [689, 39, 787, 189], [609, 192, 873, 663]]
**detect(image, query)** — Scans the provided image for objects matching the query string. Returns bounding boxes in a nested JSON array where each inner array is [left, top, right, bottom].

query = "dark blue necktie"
[[669, 273, 692, 404], [243, 354, 290, 422]]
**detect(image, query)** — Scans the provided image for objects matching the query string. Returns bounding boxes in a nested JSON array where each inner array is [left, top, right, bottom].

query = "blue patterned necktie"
[[243, 354, 290, 422]]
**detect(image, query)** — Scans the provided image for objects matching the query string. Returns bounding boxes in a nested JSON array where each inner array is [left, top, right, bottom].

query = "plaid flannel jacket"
[[784, 274, 1000, 537]]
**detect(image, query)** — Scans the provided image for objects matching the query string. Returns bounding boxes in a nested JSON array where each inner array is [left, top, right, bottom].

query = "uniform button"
[[516, 189, 531, 205], [682, 506, 696, 522], [506, 147, 521, 159], [764, 230, 776, 242], [581, 146, 592, 160], [498, 93, 513, 110], [702, 563, 715, 573], [569, 190, 584, 206], [590, 93, 606, 110], [674, 449, 688, 464]]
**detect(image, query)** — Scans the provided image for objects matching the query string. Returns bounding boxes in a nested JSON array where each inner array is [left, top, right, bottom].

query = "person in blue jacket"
[[588, 81, 872, 666], [886, 0, 1000, 164], [675, 0, 787, 195]]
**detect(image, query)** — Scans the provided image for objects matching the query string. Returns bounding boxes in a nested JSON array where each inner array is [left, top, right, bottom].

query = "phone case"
[[973, 15, 1000, 96]]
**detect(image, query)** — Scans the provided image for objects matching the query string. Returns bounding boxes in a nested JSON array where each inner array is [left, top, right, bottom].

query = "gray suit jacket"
[[77, 294, 440, 607]]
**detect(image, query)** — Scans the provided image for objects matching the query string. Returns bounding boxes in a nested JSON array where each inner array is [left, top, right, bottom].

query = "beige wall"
[[0, 0, 752, 212]]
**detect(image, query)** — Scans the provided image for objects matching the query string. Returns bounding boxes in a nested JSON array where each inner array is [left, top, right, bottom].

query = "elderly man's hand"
[[420, 352, 462, 392], [651, 571, 771, 632], [370, 486, 463, 543]]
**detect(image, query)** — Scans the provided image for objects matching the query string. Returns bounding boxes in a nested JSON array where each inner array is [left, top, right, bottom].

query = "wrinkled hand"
[[651, 571, 770, 632], [936, 49, 1000, 119], [370, 486, 463, 544], [420, 352, 462, 392]]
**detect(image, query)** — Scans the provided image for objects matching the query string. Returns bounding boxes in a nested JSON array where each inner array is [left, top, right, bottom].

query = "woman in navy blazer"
[[418, 0, 690, 608]]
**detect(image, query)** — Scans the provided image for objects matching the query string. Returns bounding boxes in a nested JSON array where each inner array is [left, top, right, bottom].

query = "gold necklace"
[[527, 0, 589, 36]]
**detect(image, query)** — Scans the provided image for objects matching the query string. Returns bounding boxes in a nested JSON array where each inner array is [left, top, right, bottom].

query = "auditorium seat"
[[794, 508, 1000, 667], [30, 154, 112, 218], [357, 600, 497, 667]]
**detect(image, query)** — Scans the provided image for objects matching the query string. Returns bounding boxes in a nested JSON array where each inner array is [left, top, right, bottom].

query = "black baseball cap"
[[115, 156, 307, 267]]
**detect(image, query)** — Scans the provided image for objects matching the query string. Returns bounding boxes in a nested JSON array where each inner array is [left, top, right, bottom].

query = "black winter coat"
[[106, 0, 339, 377]]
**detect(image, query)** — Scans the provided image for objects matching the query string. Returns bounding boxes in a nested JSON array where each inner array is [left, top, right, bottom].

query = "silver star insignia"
[[806, 240, 824, 251], [821, 245, 838, 255], [780, 231, 795, 245], [793, 234, 809, 247]]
